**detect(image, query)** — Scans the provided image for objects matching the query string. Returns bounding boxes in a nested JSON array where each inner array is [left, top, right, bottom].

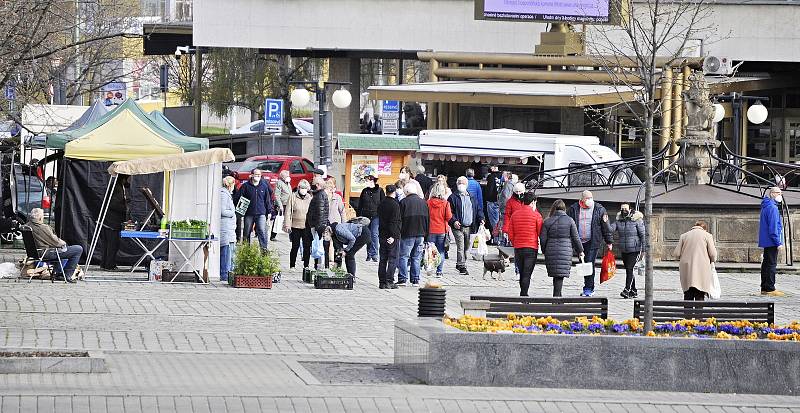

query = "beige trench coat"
[[673, 226, 718, 293]]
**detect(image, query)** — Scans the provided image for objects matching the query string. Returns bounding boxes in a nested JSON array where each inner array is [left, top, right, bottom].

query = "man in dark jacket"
[[358, 175, 384, 262], [759, 187, 785, 296], [234, 169, 273, 250], [567, 190, 613, 297], [415, 165, 433, 198], [396, 182, 429, 287], [484, 165, 502, 244], [377, 184, 401, 289], [306, 176, 329, 237], [448, 176, 484, 275], [331, 221, 370, 277]]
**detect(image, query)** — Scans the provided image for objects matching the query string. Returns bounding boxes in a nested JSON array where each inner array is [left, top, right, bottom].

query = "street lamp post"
[[715, 93, 769, 157], [290, 80, 352, 170]]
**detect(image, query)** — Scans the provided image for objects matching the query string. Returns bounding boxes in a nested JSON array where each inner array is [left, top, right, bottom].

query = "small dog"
[[482, 253, 510, 280]]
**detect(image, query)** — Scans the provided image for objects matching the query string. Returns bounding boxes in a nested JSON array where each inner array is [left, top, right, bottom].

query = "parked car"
[[234, 156, 317, 189], [229, 119, 314, 136], [9, 164, 47, 220]]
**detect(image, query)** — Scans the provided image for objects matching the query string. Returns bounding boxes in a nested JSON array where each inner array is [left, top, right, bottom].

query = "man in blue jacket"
[[465, 168, 484, 219], [234, 169, 273, 250], [449, 176, 484, 275], [759, 187, 785, 296]]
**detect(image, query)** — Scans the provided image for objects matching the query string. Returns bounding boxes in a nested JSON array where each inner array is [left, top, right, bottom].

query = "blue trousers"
[[367, 217, 380, 259], [398, 236, 424, 283], [243, 214, 269, 250], [582, 241, 599, 291], [219, 242, 233, 281], [428, 233, 447, 273]]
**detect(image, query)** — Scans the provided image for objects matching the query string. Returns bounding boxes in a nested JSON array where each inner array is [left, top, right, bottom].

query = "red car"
[[234, 156, 317, 189]]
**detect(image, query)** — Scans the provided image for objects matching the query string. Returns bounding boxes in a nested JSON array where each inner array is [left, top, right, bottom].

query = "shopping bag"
[[344, 204, 357, 221], [570, 258, 594, 278], [422, 242, 442, 273], [599, 251, 617, 284], [468, 232, 489, 257], [235, 197, 251, 215], [480, 223, 491, 241], [311, 231, 324, 260], [272, 214, 285, 234], [709, 263, 721, 299]]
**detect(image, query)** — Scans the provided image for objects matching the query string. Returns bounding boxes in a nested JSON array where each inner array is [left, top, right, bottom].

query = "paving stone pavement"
[[1, 238, 799, 412]]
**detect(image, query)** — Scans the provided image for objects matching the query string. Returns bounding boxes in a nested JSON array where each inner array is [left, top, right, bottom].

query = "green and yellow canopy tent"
[[44, 99, 209, 267]]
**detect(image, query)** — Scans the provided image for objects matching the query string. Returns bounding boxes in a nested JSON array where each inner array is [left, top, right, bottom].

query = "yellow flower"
[[646, 331, 656, 337]]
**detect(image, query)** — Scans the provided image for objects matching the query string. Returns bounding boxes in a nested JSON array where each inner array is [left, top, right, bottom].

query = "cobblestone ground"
[[1, 238, 799, 412]]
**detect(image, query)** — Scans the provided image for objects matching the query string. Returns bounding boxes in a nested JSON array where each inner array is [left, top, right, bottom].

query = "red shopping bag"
[[600, 250, 617, 284]]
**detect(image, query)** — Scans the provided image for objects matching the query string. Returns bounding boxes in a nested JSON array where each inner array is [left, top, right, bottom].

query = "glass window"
[[746, 121, 776, 159], [458, 106, 490, 130], [302, 159, 315, 172], [788, 121, 800, 159], [289, 160, 304, 174], [250, 121, 264, 132], [238, 160, 282, 173], [492, 107, 560, 133]]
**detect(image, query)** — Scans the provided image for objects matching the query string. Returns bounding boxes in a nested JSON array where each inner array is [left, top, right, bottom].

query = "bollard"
[[418, 287, 446, 318]]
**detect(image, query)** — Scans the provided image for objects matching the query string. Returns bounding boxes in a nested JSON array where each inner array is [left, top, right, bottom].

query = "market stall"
[[43, 99, 209, 267], [86, 148, 235, 281], [336, 134, 418, 204]]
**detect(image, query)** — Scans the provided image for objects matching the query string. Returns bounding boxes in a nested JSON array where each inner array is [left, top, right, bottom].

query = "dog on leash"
[[482, 253, 510, 280]]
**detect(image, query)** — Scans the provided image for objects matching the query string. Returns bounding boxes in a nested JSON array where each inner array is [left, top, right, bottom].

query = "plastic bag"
[[709, 263, 721, 299], [272, 214, 285, 234], [311, 231, 324, 260], [0, 262, 19, 279], [468, 232, 488, 257], [570, 257, 594, 278], [600, 250, 617, 284], [422, 242, 442, 273]]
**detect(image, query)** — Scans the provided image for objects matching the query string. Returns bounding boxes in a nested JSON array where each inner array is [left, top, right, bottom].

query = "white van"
[[417, 129, 640, 188]]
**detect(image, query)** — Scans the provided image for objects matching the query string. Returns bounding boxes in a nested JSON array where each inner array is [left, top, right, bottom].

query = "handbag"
[[709, 263, 721, 299], [599, 250, 617, 284], [571, 257, 594, 278]]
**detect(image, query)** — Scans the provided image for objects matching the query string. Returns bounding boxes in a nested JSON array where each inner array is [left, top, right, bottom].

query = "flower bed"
[[444, 314, 800, 341]]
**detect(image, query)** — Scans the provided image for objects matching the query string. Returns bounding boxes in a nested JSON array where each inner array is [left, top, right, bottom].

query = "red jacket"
[[508, 206, 543, 249], [502, 197, 524, 233], [427, 197, 453, 235]]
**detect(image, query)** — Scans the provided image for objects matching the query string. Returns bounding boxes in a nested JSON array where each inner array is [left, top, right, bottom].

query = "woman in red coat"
[[507, 191, 544, 296], [427, 183, 453, 277]]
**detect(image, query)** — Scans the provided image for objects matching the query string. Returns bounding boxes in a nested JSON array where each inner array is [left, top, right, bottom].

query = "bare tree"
[[585, 0, 716, 332], [0, 0, 142, 125]]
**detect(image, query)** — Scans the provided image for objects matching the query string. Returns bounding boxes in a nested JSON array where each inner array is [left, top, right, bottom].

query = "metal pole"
[[194, 49, 202, 136], [85, 176, 117, 274]]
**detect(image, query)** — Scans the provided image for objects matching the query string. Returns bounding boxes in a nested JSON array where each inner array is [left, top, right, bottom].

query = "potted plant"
[[230, 243, 279, 289]]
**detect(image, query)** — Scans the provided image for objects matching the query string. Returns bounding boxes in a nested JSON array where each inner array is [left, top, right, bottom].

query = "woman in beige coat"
[[673, 221, 717, 301], [283, 179, 313, 270]]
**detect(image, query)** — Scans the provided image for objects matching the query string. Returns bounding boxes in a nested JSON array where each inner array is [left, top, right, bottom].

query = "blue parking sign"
[[264, 98, 283, 133]]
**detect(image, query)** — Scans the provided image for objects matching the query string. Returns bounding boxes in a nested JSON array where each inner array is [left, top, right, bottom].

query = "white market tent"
[[85, 148, 235, 280]]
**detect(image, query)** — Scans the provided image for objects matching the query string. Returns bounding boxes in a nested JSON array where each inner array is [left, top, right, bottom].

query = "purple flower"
[[587, 323, 604, 333], [611, 324, 629, 333], [743, 326, 754, 334], [570, 321, 584, 332]]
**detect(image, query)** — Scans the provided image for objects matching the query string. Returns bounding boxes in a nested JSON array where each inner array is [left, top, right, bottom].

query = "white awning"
[[108, 148, 235, 176]]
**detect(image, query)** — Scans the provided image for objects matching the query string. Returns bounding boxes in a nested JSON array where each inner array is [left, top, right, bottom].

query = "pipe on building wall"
[[659, 67, 673, 164], [430, 59, 440, 82], [433, 67, 642, 84], [418, 51, 704, 69]]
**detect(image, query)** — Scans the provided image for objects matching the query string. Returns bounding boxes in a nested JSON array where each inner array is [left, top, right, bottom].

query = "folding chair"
[[20, 226, 67, 283]]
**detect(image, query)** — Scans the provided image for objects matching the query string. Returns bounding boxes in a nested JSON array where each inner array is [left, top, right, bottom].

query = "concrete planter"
[[0, 350, 107, 374], [395, 319, 800, 395]]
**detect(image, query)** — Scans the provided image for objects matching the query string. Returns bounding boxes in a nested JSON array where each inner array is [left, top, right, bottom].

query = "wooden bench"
[[467, 296, 608, 319], [633, 300, 774, 324]]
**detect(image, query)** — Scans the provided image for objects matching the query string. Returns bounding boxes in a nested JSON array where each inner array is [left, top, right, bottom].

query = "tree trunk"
[[643, 104, 655, 334]]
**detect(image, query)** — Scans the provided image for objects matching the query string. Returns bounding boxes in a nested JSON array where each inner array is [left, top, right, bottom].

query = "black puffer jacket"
[[358, 186, 384, 218], [567, 201, 613, 249], [306, 188, 329, 235], [540, 211, 584, 278], [611, 211, 646, 254]]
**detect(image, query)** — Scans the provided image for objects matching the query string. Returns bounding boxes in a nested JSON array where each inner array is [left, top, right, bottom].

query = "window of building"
[[746, 121, 777, 159], [175, 0, 192, 21], [140, 0, 166, 17], [458, 106, 490, 130]]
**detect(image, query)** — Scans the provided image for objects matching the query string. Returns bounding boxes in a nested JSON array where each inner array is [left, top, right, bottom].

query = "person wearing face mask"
[[398, 166, 423, 198], [759, 187, 785, 296], [465, 168, 484, 223], [484, 165, 502, 245], [507, 191, 543, 296], [283, 180, 313, 270], [325, 177, 345, 268], [358, 175, 384, 262], [567, 190, 613, 297], [219, 176, 237, 282], [234, 168, 273, 250], [610, 203, 645, 298], [305, 176, 330, 266], [501, 182, 526, 238], [448, 176, 484, 275], [377, 184, 401, 288], [271, 170, 293, 241]]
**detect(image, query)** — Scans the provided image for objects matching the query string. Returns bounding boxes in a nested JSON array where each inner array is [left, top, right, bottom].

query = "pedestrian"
[[435, 175, 453, 259], [219, 176, 237, 282], [611, 203, 645, 299], [416, 165, 433, 198], [28, 208, 83, 283], [507, 191, 543, 296], [495, 172, 517, 243], [484, 165, 502, 244], [540, 200, 584, 297], [396, 182, 429, 287], [283, 179, 312, 271], [331, 221, 371, 276], [325, 177, 345, 269], [501, 182, 526, 240], [567, 190, 613, 297], [465, 168, 484, 219], [427, 182, 453, 277], [235, 168, 274, 250], [358, 175, 384, 262], [271, 170, 292, 241], [377, 184, 401, 289], [673, 221, 717, 301], [448, 176, 484, 275], [306, 175, 330, 246], [759, 187, 785, 296], [435, 174, 452, 199]]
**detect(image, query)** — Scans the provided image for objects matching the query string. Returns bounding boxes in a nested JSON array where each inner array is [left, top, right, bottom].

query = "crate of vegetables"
[[313, 268, 354, 290], [170, 220, 209, 239]]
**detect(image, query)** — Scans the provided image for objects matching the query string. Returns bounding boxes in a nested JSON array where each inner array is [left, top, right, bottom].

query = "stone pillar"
[[328, 58, 361, 135]]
